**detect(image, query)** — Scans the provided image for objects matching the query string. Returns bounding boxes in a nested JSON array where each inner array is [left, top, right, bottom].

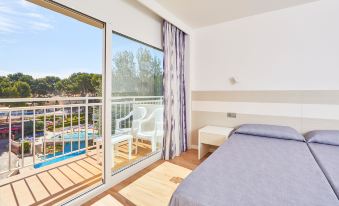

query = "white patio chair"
[[136, 107, 164, 152], [115, 106, 147, 135]]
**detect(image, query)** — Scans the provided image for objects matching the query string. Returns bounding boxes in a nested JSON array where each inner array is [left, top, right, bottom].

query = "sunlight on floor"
[[119, 162, 192, 206], [91, 195, 123, 206]]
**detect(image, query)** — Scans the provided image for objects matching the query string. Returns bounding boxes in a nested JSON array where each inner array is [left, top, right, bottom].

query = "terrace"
[[0, 96, 163, 206]]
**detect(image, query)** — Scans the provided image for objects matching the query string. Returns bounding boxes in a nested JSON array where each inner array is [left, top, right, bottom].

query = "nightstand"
[[198, 126, 234, 159]]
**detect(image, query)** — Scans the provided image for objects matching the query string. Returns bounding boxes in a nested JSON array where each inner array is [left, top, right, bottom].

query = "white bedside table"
[[198, 126, 234, 159]]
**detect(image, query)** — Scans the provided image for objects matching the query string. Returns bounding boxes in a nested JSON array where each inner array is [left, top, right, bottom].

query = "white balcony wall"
[[54, 0, 163, 49]]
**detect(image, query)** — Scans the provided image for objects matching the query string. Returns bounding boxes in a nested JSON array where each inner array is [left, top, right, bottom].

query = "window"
[[111, 32, 164, 172], [0, 0, 104, 204]]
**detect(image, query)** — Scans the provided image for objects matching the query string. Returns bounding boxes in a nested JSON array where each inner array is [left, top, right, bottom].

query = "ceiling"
[[155, 0, 319, 28]]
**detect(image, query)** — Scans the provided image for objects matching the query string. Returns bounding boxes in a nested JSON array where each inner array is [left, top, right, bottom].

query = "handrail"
[[111, 96, 163, 100], [0, 103, 102, 112], [0, 96, 162, 103], [0, 96, 163, 176], [0, 96, 102, 103]]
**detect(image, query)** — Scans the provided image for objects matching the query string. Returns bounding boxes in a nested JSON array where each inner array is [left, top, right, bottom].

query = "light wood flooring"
[[84, 150, 210, 206], [0, 140, 153, 206]]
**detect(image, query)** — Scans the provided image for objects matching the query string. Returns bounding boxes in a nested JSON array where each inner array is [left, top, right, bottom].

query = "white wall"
[[192, 0, 339, 91], [54, 0, 163, 49]]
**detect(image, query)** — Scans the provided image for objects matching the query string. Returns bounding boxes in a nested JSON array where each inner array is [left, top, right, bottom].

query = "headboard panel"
[[190, 91, 339, 146]]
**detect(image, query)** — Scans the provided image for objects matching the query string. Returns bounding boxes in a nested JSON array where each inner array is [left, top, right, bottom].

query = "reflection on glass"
[[111, 33, 164, 172]]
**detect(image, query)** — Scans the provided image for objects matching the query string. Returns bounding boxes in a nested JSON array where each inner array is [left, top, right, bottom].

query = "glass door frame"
[[67, 23, 163, 205]]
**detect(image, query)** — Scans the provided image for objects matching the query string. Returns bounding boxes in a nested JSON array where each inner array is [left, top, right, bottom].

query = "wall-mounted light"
[[229, 77, 239, 85]]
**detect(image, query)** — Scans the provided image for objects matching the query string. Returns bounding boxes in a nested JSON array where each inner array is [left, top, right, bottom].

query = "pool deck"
[[0, 151, 102, 206]]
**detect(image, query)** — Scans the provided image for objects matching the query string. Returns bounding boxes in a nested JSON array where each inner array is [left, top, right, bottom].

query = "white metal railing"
[[0, 96, 163, 177], [112, 96, 164, 132], [0, 97, 102, 176]]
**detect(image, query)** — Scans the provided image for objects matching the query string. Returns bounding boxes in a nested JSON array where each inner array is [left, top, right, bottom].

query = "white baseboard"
[[189, 144, 198, 149]]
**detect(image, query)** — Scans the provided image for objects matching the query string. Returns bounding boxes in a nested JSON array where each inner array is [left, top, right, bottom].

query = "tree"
[[0, 72, 102, 98], [137, 48, 153, 95], [0, 76, 11, 88], [112, 51, 137, 95], [91, 74, 102, 96], [56, 78, 75, 96], [31, 78, 49, 97], [73, 73, 96, 96], [2, 87, 19, 98], [8, 73, 34, 85], [14, 81, 31, 97], [44, 76, 61, 95], [152, 55, 163, 96]]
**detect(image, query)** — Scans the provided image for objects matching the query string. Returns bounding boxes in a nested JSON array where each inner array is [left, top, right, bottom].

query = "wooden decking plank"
[[67, 162, 93, 179], [25, 176, 50, 202], [59, 165, 84, 184], [49, 169, 74, 189], [83, 157, 102, 170], [0, 184, 17, 206], [37, 172, 63, 195], [76, 160, 101, 175], [12, 180, 35, 206]]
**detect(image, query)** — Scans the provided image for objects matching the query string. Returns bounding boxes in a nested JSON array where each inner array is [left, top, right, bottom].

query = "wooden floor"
[[0, 153, 102, 206], [84, 150, 210, 206], [119, 162, 192, 206], [0, 141, 153, 206]]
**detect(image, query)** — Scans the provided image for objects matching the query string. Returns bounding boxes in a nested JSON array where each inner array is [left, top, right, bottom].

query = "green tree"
[[31, 78, 49, 97], [2, 87, 19, 98], [14, 81, 31, 97], [152, 55, 163, 96], [73, 73, 96, 96], [91, 74, 102, 96], [1, 72, 103, 98], [112, 51, 137, 95], [0, 76, 11, 88], [44, 76, 61, 96], [137, 48, 153, 95], [8, 73, 34, 85]]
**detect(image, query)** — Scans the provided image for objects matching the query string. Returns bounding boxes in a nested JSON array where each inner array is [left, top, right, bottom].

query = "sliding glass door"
[[0, 1, 105, 205], [0, 0, 166, 205], [110, 32, 164, 172]]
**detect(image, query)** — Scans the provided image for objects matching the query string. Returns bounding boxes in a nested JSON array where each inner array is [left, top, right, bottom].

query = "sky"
[[0, 0, 163, 79]]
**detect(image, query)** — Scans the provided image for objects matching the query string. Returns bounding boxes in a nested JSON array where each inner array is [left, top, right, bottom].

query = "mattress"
[[309, 143, 339, 199], [169, 134, 339, 206]]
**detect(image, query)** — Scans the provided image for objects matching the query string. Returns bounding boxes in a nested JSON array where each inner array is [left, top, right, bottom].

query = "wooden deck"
[[0, 152, 102, 206], [0, 140, 153, 206]]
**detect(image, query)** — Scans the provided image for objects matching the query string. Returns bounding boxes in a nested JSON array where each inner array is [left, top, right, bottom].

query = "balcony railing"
[[0, 96, 163, 179]]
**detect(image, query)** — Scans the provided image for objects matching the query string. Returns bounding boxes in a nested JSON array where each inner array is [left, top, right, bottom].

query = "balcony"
[[0, 96, 163, 206]]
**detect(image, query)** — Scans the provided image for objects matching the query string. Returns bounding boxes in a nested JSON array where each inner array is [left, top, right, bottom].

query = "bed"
[[169, 124, 339, 206], [306, 130, 339, 200]]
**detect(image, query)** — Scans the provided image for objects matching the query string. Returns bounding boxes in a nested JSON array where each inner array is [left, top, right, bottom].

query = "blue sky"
[[0, 0, 163, 79]]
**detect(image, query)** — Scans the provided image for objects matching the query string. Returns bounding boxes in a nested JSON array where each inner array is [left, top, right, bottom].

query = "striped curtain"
[[162, 21, 188, 160]]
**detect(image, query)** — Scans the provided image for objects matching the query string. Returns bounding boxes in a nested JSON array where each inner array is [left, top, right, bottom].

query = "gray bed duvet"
[[169, 133, 339, 206], [309, 143, 339, 200]]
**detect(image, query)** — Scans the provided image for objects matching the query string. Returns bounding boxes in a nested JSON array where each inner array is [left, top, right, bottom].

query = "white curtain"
[[162, 21, 188, 160]]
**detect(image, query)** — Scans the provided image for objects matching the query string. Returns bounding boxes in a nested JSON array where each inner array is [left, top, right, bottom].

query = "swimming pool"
[[34, 150, 86, 168], [34, 131, 98, 169], [52, 131, 96, 141]]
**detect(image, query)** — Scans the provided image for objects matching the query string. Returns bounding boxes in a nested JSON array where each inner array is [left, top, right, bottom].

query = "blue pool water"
[[34, 150, 86, 168], [54, 131, 95, 141], [34, 132, 97, 169]]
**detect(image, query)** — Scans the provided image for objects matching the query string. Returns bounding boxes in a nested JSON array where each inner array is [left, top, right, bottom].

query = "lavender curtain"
[[162, 21, 188, 160]]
